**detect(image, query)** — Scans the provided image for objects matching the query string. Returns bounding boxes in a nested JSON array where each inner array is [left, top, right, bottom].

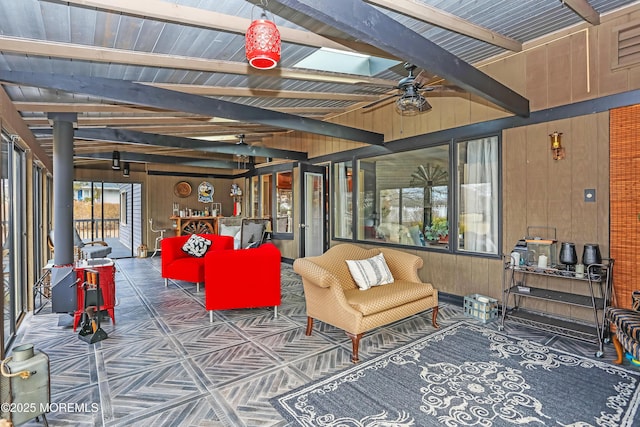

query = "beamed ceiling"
[[0, 0, 636, 173]]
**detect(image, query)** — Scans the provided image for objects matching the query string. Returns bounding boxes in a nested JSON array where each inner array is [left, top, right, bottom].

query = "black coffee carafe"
[[559, 242, 578, 269], [582, 243, 602, 266]]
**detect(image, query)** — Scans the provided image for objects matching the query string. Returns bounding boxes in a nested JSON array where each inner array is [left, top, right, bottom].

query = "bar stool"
[[149, 219, 166, 258]]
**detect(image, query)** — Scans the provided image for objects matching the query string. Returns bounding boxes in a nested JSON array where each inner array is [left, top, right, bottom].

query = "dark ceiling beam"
[[272, 0, 530, 118], [77, 151, 239, 169], [33, 127, 308, 161], [0, 71, 385, 145]]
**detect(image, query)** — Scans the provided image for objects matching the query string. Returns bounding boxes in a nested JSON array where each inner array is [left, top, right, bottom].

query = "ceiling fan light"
[[396, 93, 431, 115]]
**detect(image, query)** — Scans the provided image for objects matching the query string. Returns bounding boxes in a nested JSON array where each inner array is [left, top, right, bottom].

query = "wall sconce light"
[[112, 151, 121, 170], [122, 162, 130, 177], [549, 131, 565, 160]]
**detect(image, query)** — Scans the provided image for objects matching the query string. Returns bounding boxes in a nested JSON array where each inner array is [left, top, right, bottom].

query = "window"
[[251, 175, 259, 217], [333, 134, 500, 256], [261, 174, 272, 218], [248, 169, 294, 236], [120, 192, 128, 226], [333, 162, 353, 239], [356, 145, 449, 249], [457, 136, 499, 254], [276, 171, 293, 233]]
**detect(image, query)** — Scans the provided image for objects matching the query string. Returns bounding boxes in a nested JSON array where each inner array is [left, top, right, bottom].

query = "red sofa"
[[161, 234, 234, 292], [204, 242, 281, 322]]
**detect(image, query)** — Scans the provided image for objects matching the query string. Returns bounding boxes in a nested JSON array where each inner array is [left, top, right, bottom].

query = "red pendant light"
[[245, 1, 281, 70]]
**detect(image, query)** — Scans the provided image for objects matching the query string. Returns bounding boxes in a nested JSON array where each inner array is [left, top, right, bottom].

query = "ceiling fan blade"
[[361, 93, 399, 109], [418, 84, 464, 93]]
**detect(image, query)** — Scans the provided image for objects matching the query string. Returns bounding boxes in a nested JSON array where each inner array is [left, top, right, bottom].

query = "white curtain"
[[463, 136, 498, 253], [335, 164, 351, 238]]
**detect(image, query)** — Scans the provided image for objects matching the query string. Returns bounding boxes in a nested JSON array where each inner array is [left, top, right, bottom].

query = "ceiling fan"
[[234, 134, 250, 167], [362, 63, 451, 114]]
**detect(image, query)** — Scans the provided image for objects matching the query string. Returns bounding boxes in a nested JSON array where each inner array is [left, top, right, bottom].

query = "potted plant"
[[424, 218, 448, 242]]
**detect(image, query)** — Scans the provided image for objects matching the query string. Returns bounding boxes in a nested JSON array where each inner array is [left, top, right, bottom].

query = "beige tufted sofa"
[[293, 243, 439, 363]]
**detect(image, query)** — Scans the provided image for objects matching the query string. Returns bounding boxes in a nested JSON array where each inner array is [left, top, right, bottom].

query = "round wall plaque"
[[174, 181, 192, 198]]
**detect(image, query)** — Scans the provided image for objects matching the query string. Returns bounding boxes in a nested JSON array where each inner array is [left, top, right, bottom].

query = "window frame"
[[119, 191, 128, 226], [247, 164, 295, 240], [331, 133, 501, 258]]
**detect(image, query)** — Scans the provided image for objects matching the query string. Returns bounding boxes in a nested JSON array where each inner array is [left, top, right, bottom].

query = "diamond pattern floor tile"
[[15, 257, 620, 427]]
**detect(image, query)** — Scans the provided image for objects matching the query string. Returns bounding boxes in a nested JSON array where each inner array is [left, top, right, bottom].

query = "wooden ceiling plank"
[[562, 0, 601, 25], [15, 102, 137, 113], [24, 116, 212, 126], [61, 0, 394, 59], [14, 101, 342, 116], [0, 36, 396, 87], [366, 0, 522, 52]]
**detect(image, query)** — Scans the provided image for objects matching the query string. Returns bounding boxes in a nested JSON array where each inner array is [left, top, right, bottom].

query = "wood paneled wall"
[[316, 7, 640, 317], [610, 105, 640, 309], [502, 114, 610, 320]]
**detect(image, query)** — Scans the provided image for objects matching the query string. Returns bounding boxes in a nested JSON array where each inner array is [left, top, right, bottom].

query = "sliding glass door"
[[2, 134, 27, 353], [73, 181, 140, 258]]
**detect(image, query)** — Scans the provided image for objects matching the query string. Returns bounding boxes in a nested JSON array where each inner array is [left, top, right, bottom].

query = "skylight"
[[294, 48, 399, 76]]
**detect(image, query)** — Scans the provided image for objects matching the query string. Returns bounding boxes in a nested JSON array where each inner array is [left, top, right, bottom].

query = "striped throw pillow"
[[346, 253, 394, 290]]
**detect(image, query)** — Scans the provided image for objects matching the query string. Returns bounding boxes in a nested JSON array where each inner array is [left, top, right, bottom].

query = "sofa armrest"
[[161, 235, 189, 268], [293, 256, 362, 326], [633, 290, 640, 311], [380, 247, 423, 282], [293, 258, 341, 289]]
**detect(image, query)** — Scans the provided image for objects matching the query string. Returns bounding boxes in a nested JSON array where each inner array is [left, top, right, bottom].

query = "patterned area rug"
[[271, 322, 640, 426]]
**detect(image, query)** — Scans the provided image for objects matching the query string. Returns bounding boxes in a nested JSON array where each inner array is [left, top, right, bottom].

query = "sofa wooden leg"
[[347, 332, 363, 363], [305, 317, 314, 336], [612, 334, 625, 365], [432, 306, 440, 328]]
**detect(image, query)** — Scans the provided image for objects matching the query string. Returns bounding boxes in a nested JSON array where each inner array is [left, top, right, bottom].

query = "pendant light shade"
[[112, 150, 121, 170], [245, 2, 280, 70]]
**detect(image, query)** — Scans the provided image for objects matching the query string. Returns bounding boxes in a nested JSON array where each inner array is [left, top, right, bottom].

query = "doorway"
[[299, 164, 328, 257], [73, 181, 141, 258]]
